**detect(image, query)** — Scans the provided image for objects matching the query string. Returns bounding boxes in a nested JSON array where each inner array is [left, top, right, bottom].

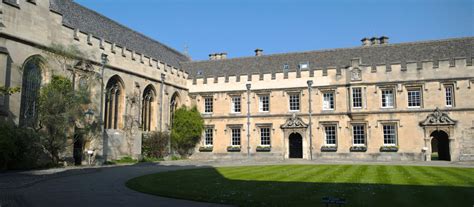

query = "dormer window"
[[299, 62, 309, 69], [197, 70, 203, 76], [283, 64, 289, 71]]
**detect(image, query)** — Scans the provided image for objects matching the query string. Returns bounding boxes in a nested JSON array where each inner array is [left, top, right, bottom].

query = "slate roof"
[[49, 0, 190, 68], [181, 37, 474, 79]]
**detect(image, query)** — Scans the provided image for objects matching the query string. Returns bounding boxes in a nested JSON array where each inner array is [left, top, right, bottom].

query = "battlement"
[[188, 57, 474, 92]]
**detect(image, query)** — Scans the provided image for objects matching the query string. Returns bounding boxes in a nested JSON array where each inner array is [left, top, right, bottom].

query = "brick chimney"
[[255, 48, 263, 56]]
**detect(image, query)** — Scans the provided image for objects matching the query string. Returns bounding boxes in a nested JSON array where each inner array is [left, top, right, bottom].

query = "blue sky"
[[75, 0, 473, 60]]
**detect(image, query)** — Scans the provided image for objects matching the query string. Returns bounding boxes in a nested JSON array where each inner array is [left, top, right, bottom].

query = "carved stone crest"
[[420, 108, 457, 126], [281, 113, 308, 129], [351, 67, 362, 81]]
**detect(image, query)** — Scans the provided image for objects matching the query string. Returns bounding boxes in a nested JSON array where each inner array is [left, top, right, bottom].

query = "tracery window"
[[104, 76, 124, 129], [19, 57, 42, 128], [142, 85, 155, 131]]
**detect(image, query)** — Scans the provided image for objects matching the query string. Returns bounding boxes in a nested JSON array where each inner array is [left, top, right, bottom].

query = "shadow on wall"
[[126, 166, 474, 207]]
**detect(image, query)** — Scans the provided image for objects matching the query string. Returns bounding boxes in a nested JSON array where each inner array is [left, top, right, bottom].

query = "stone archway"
[[430, 130, 450, 161], [289, 133, 303, 158], [281, 113, 308, 159], [420, 108, 457, 161]]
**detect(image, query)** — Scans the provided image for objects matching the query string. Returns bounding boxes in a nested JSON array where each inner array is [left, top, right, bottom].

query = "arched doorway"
[[431, 130, 450, 161], [289, 133, 303, 158]]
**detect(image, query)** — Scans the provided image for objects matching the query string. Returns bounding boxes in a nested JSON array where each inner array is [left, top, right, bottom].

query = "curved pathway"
[[0, 160, 472, 207]]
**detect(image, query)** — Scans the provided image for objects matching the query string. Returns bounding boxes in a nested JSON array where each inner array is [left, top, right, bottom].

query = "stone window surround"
[[321, 90, 336, 111], [350, 121, 368, 147], [203, 125, 215, 146], [319, 122, 339, 146], [379, 86, 396, 109], [287, 91, 301, 112]]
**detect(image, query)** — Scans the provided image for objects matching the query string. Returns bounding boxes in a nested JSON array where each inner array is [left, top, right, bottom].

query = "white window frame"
[[322, 92, 335, 110], [231, 96, 241, 113], [299, 62, 309, 69], [204, 97, 213, 113], [289, 93, 300, 111], [231, 128, 241, 146], [352, 87, 363, 108], [260, 127, 271, 146], [444, 85, 454, 107], [381, 88, 395, 108], [324, 125, 337, 146], [382, 124, 397, 146], [352, 124, 366, 146], [407, 88, 422, 108], [259, 95, 270, 112], [204, 128, 213, 146]]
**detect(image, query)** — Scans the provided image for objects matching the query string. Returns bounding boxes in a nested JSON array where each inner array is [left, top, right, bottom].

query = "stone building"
[[0, 0, 473, 163]]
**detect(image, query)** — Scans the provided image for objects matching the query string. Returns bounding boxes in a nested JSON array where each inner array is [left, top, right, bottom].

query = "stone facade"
[[0, 0, 473, 163]]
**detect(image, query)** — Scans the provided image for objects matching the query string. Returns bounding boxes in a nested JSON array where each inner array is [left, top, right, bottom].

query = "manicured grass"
[[126, 165, 474, 206]]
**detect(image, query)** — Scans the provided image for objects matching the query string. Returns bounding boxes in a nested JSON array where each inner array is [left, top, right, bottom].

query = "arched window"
[[104, 76, 124, 129], [142, 85, 156, 131], [19, 56, 43, 128], [170, 92, 180, 128]]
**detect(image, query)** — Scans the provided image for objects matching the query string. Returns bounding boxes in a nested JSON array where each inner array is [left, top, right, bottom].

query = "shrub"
[[0, 121, 43, 170], [171, 106, 204, 157], [142, 131, 169, 158]]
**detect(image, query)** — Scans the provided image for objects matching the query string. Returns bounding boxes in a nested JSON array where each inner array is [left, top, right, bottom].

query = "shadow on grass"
[[126, 166, 474, 207]]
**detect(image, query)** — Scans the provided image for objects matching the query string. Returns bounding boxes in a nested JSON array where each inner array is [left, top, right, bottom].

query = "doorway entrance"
[[430, 130, 450, 161], [73, 132, 84, 166], [289, 133, 303, 158]]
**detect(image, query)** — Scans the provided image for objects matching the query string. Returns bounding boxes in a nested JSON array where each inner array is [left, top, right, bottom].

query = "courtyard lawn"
[[126, 165, 474, 207]]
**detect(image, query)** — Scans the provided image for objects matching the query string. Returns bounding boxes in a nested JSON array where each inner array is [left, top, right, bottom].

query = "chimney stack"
[[220, 52, 227, 59], [370, 37, 380, 45], [361, 37, 371, 46], [379, 36, 389, 44], [255, 48, 263, 56], [209, 53, 216, 60]]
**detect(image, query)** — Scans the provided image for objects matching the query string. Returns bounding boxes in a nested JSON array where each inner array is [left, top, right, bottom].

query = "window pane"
[[383, 124, 397, 145], [231, 128, 241, 146], [231, 96, 241, 113], [260, 127, 271, 146], [382, 89, 394, 108], [323, 92, 334, 110], [407, 89, 421, 107], [205, 97, 213, 113], [445, 86, 453, 107], [259, 95, 269, 112], [205, 128, 213, 146], [352, 88, 362, 108], [324, 125, 337, 145], [352, 125, 365, 145], [289, 94, 300, 111]]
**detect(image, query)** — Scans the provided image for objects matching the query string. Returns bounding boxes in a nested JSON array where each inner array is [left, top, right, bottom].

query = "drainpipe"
[[307, 80, 313, 160], [99, 53, 108, 163], [246, 83, 251, 159]]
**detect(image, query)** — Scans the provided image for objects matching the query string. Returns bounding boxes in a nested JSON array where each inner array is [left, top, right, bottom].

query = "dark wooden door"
[[289, 133, 303, 158]]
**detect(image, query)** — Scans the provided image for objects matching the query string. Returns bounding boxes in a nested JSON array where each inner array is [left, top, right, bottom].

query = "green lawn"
[[126, 165, 474, 207]]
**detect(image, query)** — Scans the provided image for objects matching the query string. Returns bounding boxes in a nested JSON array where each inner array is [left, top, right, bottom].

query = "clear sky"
[[75, 0, 473, 61]]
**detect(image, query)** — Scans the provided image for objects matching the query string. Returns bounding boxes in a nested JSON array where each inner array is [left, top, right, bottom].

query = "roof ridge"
[[70, 0, 189, 61], [185, 36, 474, 64]]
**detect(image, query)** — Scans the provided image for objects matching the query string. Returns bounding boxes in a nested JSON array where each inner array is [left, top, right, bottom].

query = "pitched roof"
[[181, 37, 474, 79], [49, 0, 190, 67]]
